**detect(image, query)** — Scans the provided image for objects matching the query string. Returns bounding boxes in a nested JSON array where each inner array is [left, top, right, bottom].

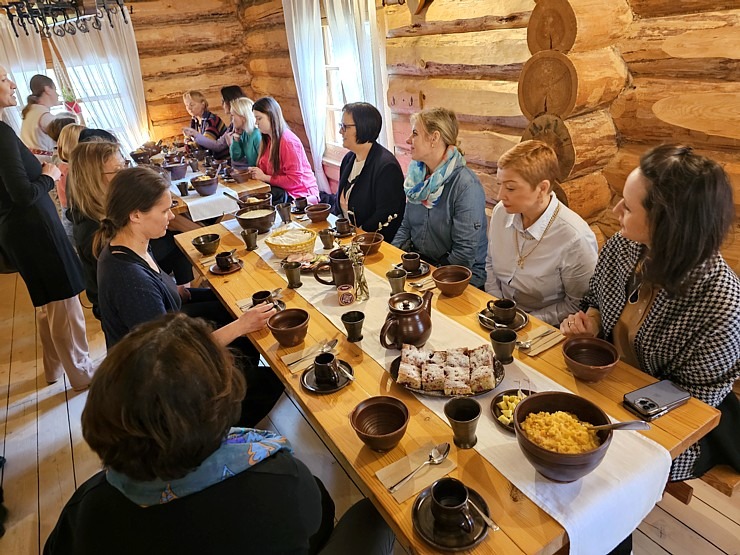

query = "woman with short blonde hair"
[[392, 107, 488, 287], [226, 97, 261, 167], [182, 89, 227, 157]]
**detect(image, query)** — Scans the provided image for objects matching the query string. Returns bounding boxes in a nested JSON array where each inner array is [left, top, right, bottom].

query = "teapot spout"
[[421, 289, 433, 316]]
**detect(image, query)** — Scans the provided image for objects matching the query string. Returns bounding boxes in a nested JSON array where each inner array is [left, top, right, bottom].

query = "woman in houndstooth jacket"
[[561, 144, 740, 483]]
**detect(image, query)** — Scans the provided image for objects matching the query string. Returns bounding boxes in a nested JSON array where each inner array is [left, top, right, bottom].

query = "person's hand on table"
[[248, 167, 270, 183], [42, 162, 61, 181], [560, 310, 598, 337], [182, 127, 196, 138], [237, 302, 276, 334]]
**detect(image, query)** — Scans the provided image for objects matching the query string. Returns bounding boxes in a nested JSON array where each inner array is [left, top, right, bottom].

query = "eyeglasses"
[[338, 123, 356, 132]]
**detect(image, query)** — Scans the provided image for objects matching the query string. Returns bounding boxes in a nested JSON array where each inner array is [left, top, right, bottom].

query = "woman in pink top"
[[247, 97, 319, 205]]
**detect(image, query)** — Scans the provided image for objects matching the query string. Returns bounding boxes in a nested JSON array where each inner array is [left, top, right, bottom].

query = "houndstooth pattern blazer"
[[582, 233, 740, 480]]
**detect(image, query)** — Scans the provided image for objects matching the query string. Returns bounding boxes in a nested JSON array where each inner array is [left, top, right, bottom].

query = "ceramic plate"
[[208, 260, 244, 275], [412, 484, 489, 552], [388, 356, 503, 398], [477, 307, 529, 332], [291, 206, 307, 215], [239, 299, 286, 312], [301, 360, 354, 394], [490, 389, 535, 433], [281, 255, 329, 274], [327, 226, 355, 239], [393, 262, 431, 279]]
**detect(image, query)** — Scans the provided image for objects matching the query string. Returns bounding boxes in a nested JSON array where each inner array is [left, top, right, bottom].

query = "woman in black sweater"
[[331, 102, 405, 241]]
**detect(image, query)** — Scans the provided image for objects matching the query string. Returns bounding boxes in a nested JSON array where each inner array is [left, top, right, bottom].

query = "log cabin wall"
[[129, 0, 247, 142]]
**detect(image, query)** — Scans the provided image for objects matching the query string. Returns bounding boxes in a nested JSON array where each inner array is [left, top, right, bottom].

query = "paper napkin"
[[375, 442, 456, 504]]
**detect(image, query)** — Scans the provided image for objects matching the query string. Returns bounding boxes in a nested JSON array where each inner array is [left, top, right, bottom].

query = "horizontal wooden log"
[[237, 0, 284, 25], [143, 71, 246, 103], [134, 20, 242, 56], [244, 24, 289, 54], [266, 96, 303, 126], [387, 77, 527, 128], [611, 77, 740, 150], [627, 0, 739, 18], [618, 10, 740, 81], [248, 56, 294, 78], [603, 144, 740, 212], [527, 0, 631, 54], [522, 111, 618, 180], [560, 172, 612, 220], [591, 194, 621, 242], [386, 28, 529, 80], [518, 47, 628, 120], [145, 96, 235, 126], [250, 76, 297, 101], [140, 50, 241, 80], [385, 0, 532, 38], [150, 118, 192, 143], [391, 114, 520, 169], [589, 222, 607, 250], [385, 0, 534, 38], [131, 0, 235, 27]]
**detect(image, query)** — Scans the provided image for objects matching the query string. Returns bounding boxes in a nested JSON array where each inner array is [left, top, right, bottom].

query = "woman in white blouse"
[[485, 140, 597, 326], [20, 74, 60, 160]]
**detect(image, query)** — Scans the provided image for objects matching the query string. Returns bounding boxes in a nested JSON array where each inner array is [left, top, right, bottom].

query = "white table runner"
[[219, 219, 672, 555], [170, 169, 238, 221]]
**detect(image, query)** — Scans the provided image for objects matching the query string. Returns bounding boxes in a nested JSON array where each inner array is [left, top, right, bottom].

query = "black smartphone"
[[623, 380, 691, 421]]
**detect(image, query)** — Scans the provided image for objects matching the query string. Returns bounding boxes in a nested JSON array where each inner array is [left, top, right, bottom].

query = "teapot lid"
[[389, 292, 422, 311]]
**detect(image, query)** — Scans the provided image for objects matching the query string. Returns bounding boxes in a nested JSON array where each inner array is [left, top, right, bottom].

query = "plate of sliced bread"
[[389, 343, 504, 397]]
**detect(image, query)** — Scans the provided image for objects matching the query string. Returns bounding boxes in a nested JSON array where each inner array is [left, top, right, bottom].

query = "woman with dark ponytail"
[[20, 74, 60, 160]]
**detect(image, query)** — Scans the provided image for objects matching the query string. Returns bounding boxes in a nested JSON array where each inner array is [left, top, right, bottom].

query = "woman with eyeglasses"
[[182, 90, 228, 158], [248, 97, 319, 205], [331, 103, 404, 241], [391, 107, 488, 287], [0, 65, 95, 390]]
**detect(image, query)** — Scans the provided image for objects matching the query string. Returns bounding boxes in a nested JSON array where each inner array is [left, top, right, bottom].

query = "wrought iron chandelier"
[[0, 0, 129, 37]]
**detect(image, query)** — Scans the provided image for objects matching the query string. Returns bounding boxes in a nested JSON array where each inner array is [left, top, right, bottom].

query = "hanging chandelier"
[[0, 0, 129, 38]]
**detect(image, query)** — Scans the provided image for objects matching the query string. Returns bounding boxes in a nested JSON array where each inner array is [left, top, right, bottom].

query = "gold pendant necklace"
[[514, 204, 561, 268]]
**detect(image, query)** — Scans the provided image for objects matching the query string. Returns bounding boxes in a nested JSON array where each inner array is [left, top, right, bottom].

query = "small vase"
[[353, 262, 369, 302]]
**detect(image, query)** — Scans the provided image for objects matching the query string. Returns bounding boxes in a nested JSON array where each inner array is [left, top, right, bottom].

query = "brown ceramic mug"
[[430, 478, 475, 533], [401, 252, 421, 273], [313, 352, 339, 386]]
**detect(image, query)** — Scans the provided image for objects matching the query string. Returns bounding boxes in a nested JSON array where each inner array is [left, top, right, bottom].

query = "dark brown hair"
[[640, 144, 734, 296], [220, 85, 246, 112], [22, 74, 55, 119], [82, 313, 246, 481], [93, 166, 169, 256], [45, 116, 76, 142], [342, 102, 382, 144], [253, 96, 288, 174]]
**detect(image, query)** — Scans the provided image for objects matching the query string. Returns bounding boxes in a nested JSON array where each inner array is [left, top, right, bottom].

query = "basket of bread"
[[264, 228, 317, 259]]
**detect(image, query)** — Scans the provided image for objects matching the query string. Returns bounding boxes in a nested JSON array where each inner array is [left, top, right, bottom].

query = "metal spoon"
[[469, 499, 499, 531], [478, 313, 509, 329], [287, 338, 338, 368], [389, 442, 450, 493], [516, 329, 557, 350], [409, 278, 434, 288], [588, 420, 650, 432]]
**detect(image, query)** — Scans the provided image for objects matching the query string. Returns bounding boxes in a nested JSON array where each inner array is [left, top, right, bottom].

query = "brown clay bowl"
[[352, 232, 383, 256], [267, 308, 310, 347], [350, 396, 409, 452], [305, 203, 331, 223], [432, 265, 472, 297], [190, 175, 219, 196], [191, 233, 220, 256], [513, 391, 613, 482], [238, 191, 272, 210], [163, 162, 188, 181], [130, 150, 150, 165], [235, 206, 276, 234], [232, 169, 252, 183], [563, 336, 619, 383]]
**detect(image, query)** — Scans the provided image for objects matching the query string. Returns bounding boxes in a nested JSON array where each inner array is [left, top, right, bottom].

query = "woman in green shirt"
[[227, 97, 261, 168]]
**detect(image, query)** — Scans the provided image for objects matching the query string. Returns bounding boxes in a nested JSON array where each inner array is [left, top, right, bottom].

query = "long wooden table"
[[174, 220, 720, 555], [170, 177, 270, 216]]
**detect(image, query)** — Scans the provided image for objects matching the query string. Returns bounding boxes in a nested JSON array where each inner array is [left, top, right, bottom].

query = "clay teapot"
[[380, 291, 433, 349]]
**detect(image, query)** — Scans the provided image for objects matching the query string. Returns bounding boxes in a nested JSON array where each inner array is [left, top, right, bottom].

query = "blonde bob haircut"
[[56, 124, 85, 162], [497, 140, 560, 192], [410, 107, 464, 156], [230, 97, 256, 134], [183, 90, 208, 110], [67, 141, 121, 222]]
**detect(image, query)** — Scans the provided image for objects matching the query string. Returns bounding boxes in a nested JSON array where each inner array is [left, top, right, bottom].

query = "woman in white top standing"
[[20, 74, 59, 160], [485, 140, 598, 326]]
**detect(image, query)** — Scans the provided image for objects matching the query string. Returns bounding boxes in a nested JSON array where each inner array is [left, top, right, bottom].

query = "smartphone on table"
[[623, 380, 691, 421]]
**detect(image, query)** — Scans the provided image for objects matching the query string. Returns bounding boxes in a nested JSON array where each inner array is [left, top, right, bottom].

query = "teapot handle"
[[313, 261, 335, 285], [380, 315, 400, 350]]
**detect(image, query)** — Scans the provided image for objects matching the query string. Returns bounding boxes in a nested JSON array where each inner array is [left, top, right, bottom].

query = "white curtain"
[[0, 15, 46, 133], [282, 0, 330, 193], [50, 7, 149, 154], [324, 0, 394, 149]]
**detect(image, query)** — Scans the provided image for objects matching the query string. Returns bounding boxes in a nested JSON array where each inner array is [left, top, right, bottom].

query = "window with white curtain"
[[322, 22, 344, 147], [64, 62, 127, 139]]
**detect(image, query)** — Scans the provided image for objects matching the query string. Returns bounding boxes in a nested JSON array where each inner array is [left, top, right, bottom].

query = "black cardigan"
[[331, 142, 405, 242]]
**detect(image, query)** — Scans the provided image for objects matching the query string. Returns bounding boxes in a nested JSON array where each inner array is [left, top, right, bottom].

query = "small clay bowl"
[[130, 150, 150, 165], [190, 175, 218, 196], [432, 265, 472, 297], [305, 203, 331, 223], [191, 233, 220, 256], [562, 336, 619, 383], [232, 169, 252, 183], [235, 206, 277, 234], [267, 308, 310, 347], [352, 232, 383, 256], [163, 162, 188, 181], [238, 192, 272, 210], [350, 396, 409, 452]]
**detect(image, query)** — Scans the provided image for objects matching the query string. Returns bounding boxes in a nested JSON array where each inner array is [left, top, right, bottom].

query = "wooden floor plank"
[[634, 530, 670, 554], [0, 273, 17, 457], [687, 477, 740, 526], [638, 505, 726, 555]]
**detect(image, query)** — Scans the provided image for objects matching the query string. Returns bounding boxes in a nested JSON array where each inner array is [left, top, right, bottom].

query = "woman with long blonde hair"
[[226, 97, 261, 168]]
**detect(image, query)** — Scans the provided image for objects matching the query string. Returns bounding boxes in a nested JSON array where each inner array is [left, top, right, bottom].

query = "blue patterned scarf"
[[403, 146, 465, 209], [106, 428, 291, 507]]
